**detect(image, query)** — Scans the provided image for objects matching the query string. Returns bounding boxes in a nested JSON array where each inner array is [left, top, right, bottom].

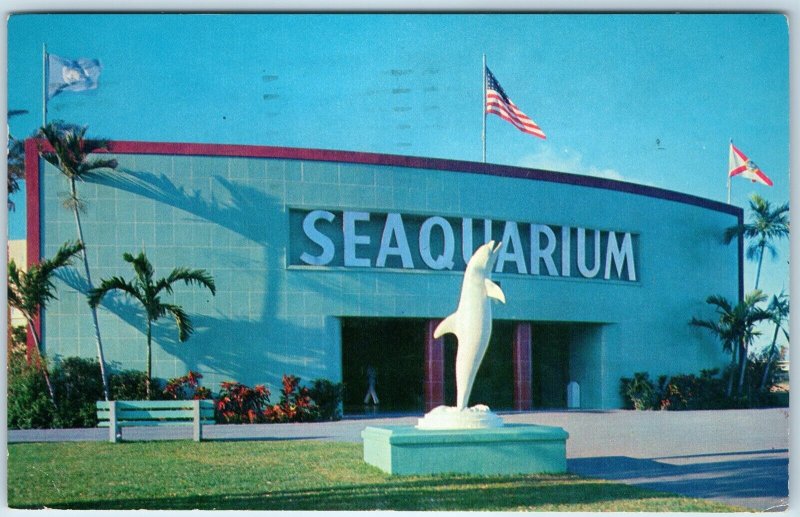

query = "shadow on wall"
[[61, 165, 334, 389]]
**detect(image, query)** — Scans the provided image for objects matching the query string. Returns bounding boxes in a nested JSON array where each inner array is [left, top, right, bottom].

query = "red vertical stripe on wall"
[[24, 139, 42, 357], [513, 322, 533, 411], [424, 319, 445, 411]]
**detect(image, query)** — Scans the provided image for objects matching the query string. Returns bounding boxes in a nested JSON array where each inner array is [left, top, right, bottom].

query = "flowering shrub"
[[216, 381, 271, 423], [264, 375, 318, 423], [163, 370, 211, 400], [621, 368, 731, 410]]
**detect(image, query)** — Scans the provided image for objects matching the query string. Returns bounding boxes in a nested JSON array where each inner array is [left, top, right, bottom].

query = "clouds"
[[517, 147, 647, 186]]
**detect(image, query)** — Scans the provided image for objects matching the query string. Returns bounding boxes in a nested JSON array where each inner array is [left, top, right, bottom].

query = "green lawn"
[[8, 440, 745, 511]]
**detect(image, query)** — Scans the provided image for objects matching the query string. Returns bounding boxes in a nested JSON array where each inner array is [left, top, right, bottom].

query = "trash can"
[[567, 381, 580, 409]]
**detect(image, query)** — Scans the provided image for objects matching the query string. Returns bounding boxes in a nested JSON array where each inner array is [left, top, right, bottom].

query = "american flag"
[[485, 67, 546, 139]]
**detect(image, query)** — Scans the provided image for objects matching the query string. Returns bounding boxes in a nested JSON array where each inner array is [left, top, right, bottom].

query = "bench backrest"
[[97, 400, 216, 426]]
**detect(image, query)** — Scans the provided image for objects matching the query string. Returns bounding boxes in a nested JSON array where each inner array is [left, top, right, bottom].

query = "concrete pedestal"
[[362, 424, 568, 475]]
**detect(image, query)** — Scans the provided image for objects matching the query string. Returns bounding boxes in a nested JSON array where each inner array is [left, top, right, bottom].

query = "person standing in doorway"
[[364, 365, 379, 405]]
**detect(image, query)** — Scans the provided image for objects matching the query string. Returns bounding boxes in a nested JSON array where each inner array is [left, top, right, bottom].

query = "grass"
[[8, 440, 746, 511]]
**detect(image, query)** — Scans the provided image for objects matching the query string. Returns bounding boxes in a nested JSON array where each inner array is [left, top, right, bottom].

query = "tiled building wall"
[[38, 149, 740, 406]]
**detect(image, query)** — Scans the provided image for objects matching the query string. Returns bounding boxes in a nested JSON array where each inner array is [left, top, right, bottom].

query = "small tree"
[[87, 251, 216, 399], [7, 241, 84, 407], [724, 194, 789, 290], [691, 291, 772, 396]]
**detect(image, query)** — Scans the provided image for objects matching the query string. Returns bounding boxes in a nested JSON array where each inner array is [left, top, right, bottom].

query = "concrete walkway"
[[8, 408, 789, 511]]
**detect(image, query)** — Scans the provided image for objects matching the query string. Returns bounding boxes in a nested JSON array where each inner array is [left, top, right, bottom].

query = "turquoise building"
[[27, 141, 742, 411]]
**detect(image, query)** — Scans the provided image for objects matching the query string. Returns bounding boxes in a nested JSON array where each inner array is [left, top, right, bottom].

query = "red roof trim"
[[88, 140, 741, 217]]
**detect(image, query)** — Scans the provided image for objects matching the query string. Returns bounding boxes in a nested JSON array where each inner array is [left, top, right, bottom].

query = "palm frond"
[[87, 276, 143, 308], [162, 303, 193, 342], [166, 267, 217, 295], [37, 241, 84, 278]]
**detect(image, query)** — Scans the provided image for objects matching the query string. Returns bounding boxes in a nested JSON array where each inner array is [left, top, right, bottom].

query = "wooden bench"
[[96, 400, 215, 443]]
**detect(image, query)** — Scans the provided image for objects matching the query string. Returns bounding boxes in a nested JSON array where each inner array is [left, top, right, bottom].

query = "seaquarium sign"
[[289, 209, 638, 282]]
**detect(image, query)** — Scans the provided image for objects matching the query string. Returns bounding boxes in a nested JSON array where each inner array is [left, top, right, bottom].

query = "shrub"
[[308, 378, 344, 421], [109, 369, 153, 400], [51, 357, 104, 428], [7, 354, 55, 429], [265, 375, 318, 423], [163, 371, 211, 400], [216, 381, 271, 423], [620, 372, 657, 410]]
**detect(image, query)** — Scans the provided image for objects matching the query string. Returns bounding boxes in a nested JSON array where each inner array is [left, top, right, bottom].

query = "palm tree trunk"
[[69, 178, 110, 401], [737, 340, 748, 395], [759, 324, 782, 390], [146, 320, 152, 400], [754, 242, 766, 290], [726, 346, 736, 397], [28, 320, 57, 409]]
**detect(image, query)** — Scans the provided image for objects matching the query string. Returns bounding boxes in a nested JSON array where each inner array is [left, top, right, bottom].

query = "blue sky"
[[6, 13, 790, 346]]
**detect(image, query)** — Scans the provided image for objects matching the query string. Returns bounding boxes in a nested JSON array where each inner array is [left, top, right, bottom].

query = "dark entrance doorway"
[[341, 318, 425, 414], [532, 323, 571, 408], [443, 320, 514, 410]]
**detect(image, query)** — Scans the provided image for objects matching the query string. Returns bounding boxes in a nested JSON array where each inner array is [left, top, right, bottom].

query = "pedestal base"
[[362, 424, 569, 476]]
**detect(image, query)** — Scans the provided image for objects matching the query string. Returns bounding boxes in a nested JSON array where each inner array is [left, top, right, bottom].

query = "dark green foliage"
[[309, 378, 345, 421], [109, 369, 152, 401], [51, 357, 105, 428], [619, 372, 657, 410], [620, 365, 785, 411], [7, 355, 55, 429]]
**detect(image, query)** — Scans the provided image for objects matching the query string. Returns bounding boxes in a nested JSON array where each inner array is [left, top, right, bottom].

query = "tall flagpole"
[[482, 54, 487, 163], [727, 138, 732, 204], [42, 43, 48, 127]]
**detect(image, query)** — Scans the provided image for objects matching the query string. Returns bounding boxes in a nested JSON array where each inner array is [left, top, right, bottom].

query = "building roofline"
[[25, 138, 745, 302], [88, 140, 741, 217]]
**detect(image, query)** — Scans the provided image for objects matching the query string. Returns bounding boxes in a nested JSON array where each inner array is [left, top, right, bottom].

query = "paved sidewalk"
[[8, 408, 789, 511]]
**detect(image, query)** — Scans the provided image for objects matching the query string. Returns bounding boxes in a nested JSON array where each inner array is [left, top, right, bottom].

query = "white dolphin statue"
[[434, 240, 505, 410]]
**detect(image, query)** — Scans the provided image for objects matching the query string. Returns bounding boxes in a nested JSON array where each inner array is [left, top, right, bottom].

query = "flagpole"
[[482, 54, 487, 163], [42, 43, 48, 127], [727, 139, 732, 204]]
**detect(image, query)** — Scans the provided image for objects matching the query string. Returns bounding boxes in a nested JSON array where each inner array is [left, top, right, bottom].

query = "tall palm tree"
[[7, 241, 84, 407], [724, 193, 790, 290], [759, 291, 790, 390], [691, 291, 772, 396], [38, 121, 118, 401], [87, 251, 216, 399]]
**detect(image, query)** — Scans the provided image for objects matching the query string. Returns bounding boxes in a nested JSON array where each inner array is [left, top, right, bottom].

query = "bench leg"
[[193, 400, 202, 442], [109, 401, 119, 443]]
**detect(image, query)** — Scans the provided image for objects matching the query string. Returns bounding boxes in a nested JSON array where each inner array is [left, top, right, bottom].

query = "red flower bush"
[[163, 371, 211, 400], [264, 375, 318, 423], [216, 381, 271, 423]]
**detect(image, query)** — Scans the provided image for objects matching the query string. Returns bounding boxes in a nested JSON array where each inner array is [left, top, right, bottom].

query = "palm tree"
[[87, 251, 216, 399], [38, 121, 119, 401], [691, 291, 772, 396], [724, 194, 789, 290], [7, 109, 28, 211], [7, 241, 84, 407], [759, 291, 790, 390]]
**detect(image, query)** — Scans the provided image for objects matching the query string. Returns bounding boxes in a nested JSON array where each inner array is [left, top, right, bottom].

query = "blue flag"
[[47, 54, 102, 99]]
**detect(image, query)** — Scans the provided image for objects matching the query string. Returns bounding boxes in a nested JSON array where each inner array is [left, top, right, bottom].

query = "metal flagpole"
[[42, 43, 48, 127], [482, 54, 487, 163], [727, 139, 732, 204]]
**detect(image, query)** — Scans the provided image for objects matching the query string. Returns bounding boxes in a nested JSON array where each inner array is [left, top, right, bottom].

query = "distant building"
[[8, 239, 27, 329], [26, 141, 742, 411]]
